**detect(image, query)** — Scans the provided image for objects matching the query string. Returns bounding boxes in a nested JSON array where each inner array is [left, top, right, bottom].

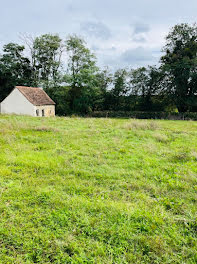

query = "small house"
[[0, 86, 55, 117]]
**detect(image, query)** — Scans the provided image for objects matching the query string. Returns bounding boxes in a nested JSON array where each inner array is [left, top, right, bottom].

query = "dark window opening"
[[42, 109, 45, 116], [36, 109, 39, 116]]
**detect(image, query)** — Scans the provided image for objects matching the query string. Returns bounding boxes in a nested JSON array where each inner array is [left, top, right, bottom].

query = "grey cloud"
[[131, 22, 150, 43], [100, 47, 159, 70], [133, 23, 150, 34], [80, 21, 111, 39], [121, 47, 155, 63]]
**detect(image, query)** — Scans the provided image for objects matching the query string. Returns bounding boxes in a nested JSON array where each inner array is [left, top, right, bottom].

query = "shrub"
[[88, 111, 197, 120]]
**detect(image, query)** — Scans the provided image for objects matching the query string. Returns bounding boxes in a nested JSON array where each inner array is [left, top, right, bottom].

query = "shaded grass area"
[[0, 115, 197, 263]]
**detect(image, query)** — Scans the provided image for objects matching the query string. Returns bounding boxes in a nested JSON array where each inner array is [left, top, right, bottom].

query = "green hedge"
[[87, 111, 197, 120]]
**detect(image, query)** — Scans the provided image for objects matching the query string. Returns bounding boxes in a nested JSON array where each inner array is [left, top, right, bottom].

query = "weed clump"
[[153, 133, 169, 143], [172, 151, 191, 162], [33, 126, 59, 132], [125, 120, 158, 130]]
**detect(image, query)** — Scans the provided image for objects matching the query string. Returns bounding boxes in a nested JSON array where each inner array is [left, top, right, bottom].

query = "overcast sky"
[[0, 0, 197, 70]]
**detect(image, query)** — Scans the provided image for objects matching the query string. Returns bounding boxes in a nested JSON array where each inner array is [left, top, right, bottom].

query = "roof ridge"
[[16, 86, 40, 89]]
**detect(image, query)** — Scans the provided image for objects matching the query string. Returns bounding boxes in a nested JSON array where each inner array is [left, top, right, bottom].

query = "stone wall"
[[35, 105, 55, 117]]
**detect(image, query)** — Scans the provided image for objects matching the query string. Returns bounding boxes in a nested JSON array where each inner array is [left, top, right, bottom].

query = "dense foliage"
[[0, 23, 197, 114]]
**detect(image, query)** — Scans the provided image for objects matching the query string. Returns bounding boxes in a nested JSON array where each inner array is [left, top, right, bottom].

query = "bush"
[[87, 111, 197, 120]]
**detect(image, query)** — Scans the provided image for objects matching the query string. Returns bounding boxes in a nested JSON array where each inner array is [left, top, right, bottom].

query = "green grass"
[[0, 115, 197, 263]]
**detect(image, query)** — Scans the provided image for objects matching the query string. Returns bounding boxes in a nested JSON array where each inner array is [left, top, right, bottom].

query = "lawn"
[[0, 115, 196, 263]]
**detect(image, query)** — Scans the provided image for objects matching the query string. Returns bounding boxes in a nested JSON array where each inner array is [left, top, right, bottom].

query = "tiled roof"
[[16, 86, 55, 106]]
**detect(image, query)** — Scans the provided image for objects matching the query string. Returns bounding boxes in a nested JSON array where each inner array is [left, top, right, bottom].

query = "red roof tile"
[[16, 86, 55, 106]]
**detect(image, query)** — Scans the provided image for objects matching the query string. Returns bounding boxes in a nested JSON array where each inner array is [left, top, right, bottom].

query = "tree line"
[[0, 23, 197, 114]]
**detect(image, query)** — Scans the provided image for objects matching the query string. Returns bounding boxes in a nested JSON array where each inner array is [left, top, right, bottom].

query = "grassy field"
[[0, 115, 196, 263]]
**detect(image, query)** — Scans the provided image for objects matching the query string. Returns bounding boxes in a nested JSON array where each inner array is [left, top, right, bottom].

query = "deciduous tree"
[[161, 23, 197, 112], [64, 35, 99, 113], [0, 43, 33, 101]]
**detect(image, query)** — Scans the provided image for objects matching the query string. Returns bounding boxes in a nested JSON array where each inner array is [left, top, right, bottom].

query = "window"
[[36, 109, 39, 116], [42, 109, 45, 117]]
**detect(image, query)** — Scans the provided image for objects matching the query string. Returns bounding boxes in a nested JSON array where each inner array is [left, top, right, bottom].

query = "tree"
[[95, 68, 113, 110], [129, 67, 147, 96], [64, 35, 99, 114], [0, 43, 33, 102], [129, 66, 164, 111], [161, 23, 197, 112], [110, 69, 128, 110], [32, 34, 63, 87]]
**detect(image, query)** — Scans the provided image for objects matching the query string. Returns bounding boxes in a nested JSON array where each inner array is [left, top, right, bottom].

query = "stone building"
[[0, 86, 55, 117]]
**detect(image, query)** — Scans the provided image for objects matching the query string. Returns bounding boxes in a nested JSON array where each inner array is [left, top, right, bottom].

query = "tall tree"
[[95, 68, 113, 110], [32, 34, 63, 87], [0, 43, 33, 101], [64, 35, 99, 113], [129, 66, 163, 111], [161, 23, 197, 112], [110, 69, 128, 110], [129, 67, 147, 97]]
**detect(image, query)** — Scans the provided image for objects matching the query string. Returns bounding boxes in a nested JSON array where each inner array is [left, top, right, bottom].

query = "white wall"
[[0, 88, 35, 116]]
